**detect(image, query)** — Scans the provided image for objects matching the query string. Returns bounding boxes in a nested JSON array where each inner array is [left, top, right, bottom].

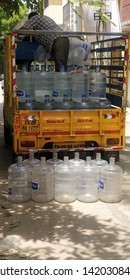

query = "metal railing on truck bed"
[[91, 36, 128, 108]]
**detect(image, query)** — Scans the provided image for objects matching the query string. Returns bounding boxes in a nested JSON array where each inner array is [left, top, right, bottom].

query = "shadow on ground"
[[0, 195, 130, 260]]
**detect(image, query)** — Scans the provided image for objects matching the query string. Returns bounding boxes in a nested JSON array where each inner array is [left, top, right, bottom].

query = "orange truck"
[[3, 32, 129, 161]]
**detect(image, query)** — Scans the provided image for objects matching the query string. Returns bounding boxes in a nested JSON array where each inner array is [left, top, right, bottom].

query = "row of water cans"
[[8, 151, 123, 204], [16, 64, 111, 110]]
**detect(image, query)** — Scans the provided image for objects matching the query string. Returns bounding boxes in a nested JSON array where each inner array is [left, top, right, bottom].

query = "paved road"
[[0, 82, 130, 260]]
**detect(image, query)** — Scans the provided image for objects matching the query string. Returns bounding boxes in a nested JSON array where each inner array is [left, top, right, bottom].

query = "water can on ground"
[[32, 157, 54, 202], [76, 156, 99, 203], [8, 156, 32, 203], [54, 156, 76, 203], [69, 152, 86, 169], [99, 157, 123, 203], [92, 153, 108, 173], [69, 152, 86, 188], [23, 149, 40, 167], [92, 153, 108, 194], [46, 152, 63, 168]]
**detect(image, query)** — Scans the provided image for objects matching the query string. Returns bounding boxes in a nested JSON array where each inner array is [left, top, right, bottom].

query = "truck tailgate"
[[13, 108, 125, 153]]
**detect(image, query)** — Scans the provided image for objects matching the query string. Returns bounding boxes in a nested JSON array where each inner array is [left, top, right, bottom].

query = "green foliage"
[[25, 0, 39, 11], [24, 0, 44, 15], [0, 0, 40, 16], [98, 10, 116, 26], [87, 1, 105, 7], [0, 0, 23, 17], [0, 0, 44, 17], [0, 4, 28, 71], [0, 5, 28, 36]]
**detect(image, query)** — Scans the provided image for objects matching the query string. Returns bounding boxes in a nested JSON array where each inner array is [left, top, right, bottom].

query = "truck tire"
[[102, 150, 120, 162], [11, 150, 17, 163], [4, 122, 12, 145]]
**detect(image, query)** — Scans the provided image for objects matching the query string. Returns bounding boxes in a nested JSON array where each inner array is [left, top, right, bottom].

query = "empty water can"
[[34, 66, 54, 102], [23, 149, 40, 167], [72, 71, 89, 102], [32, 157, 54, 202], [92, 153, 108, 173], [46, 152, 63, 168], [54, 156, 76, 203], [76, 156, 99, 203], [99, 157, 123, 203], [69, 152, 85, 169], [53, 70, 72, 102], [67, 37, 91, 66], [89, 68, 106, 98], [8, 156, 31, 202]]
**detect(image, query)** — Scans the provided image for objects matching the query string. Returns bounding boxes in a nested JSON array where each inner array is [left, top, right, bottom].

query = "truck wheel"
[[102, 151, 120, 162], [11, 149, 17, 163], [4, 123, 12, 145]]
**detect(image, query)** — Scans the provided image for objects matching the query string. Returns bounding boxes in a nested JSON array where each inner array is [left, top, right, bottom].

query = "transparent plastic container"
[[40, 95, 54, 110], [99, 157, 123, 203], [67, 38, 91, 66], [8, 156, 32, 202], [69, 153, 86, 188], [23, 150, 40, 167], [25, 94, 32, 110], [92, 153, 108, 194], [91, 97, 111, 109], [34, 45, 50, 63], [72, 71, 89, 102], [98, 97, 111, 109], [75, 94, 94, 109], [71, 47, 88, 66], [89, 69, 106, 98], [76, 156, 99, 203], [32, 157, 54, 202], [56, 93, 74, 110], [68, 37, 91, 53], [54, 156, 76, 203], [46, 152, 63, 168], [69, 152, 85, 169], [53, 71, 72, 102], [92, 153, 108, 172], [16, 64, 35, 102], [34, 65, 54, 103]]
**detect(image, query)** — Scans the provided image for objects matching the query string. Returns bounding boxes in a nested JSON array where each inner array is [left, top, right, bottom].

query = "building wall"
[[63, 4, 82, 31], [44, 5, 63, 25], [122, 0, 130, 24], [48, 0, 62, 5]]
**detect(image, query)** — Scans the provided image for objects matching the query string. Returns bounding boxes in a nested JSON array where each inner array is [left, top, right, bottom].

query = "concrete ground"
[[0, 83, 130, 260]]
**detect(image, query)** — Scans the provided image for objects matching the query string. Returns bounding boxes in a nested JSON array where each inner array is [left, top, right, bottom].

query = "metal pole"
[[12, 29, 129, 36], [39, 0, 44, 16]]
